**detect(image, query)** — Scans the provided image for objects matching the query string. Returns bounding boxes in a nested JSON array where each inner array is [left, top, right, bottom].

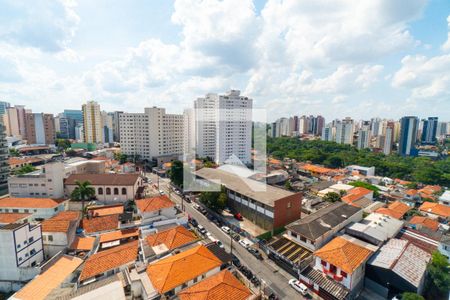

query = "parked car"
[[231, 232, 241, 241], [234, 213, 243, 221], [197, 225, 207, 235], [288, 279, 308, 295], [216, 240, 224, 248], [231, 255, 241, 267], [239, 239, 252, 248], [192, 203, 200, 210], [189, 218, 198, 227], [247, 247, 263, 260], [159, 190, 165, 195], [199, 207, 208, 215], [221, 226, 231, 234]]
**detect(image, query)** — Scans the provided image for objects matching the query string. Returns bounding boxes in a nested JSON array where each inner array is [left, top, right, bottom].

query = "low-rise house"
[[41, 211, 81, 258], [136, 195, 178, 225], [300, 235, 376, 299], [98, 228, 140, 250], [79, 240, 139, 284], [404, 189, 421, 202], [376, 201, 411, 220], [317, 184, 355, 198], [0, 213, 32, 225], [366, 239, 431, 297], [396, 227, 440, 254], [345, 212, 403, 246], [82, 214, 120, 235], [10, 255, 83, 300], [286, 202, 362, 251], [145, 225, 197, 257], [438, 234, 450, 260], [146, 244, 222, 298], [419, 202, 450, 220], [341, 187, 373, 208], [87, 204, 124, 217], [68, 236, 97, 257], [0, 222, 44, 292], [8, 156, 44, 170], [346, 165, 375, 176], [65, 173, 144, 203], [55, 274, 126, 300], [408, 216, 440, 232], [439, 190, 450, 206], [0, 197, 67, 221], [178, 270, 252, 300]]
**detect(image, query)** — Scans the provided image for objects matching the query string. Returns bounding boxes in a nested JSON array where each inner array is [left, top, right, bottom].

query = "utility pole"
[[230, 234, 233, 256]]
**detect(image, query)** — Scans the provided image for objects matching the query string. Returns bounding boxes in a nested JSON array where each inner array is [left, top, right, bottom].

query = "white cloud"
[[442, 15, 450, 51]]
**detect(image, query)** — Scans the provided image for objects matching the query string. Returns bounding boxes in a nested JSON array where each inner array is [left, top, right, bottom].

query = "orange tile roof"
[[394, 179, 412, 186], [88, 204, 124, 217], [82, 214, 119, 234], [41, 211, 81, 233], [409, 216, 440, 231], [13, 255, 83, 300], [419, 185, 441, 195], [79, 240, 139, 281], [178, 270, 251, 300], [419, 202, 450, 218], [0, 213, 31, 224], [376, 201, 411, 219], [268, 158, 281, 164], [405, 189, 419, 196], [341, 187, 372, 204], [147, 245, 222, 294], [8, 156, 43, 166], [314, 237, 373, 274], [99, 228, 140, 243], [136, 196, 175, 213], [0, 197, 63, 208], [146, 226, 197, 250], [301, 164, 334, 174], [69, 236, 96, 251], [51, 211, 81, 220]]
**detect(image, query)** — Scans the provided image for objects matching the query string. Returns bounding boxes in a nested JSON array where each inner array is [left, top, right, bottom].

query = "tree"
[[284, 180, 293, 190], [114, 152, 128, 164], [199, 186, 227, 211], [70, 180, 96, 216], [9, 148, 20, 157], [169, 160, 184, 187], [402, 292, 424, 300], [427, 251, 450, 294], [14, 164, 36, 175], [323, 192, 341, 203], [55, 139, 71, 151]]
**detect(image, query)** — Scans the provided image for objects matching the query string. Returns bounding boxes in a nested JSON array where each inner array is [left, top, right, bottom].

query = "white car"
[[197, 225, 207, 235], [192, 203, 200, 210], [239, 239, 252, 248], [288, 279, 308, 295], [221, 226, 231, 234]]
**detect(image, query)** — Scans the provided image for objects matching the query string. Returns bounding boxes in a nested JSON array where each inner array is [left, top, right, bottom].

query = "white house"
[[136, 196, 178, 225], [438, 234, 450, 261], [0, 198, 68, 221], [439, 191, 450, 206]]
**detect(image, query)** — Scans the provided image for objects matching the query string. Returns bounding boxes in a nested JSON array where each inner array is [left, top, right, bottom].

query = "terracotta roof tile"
[[65, 173, 140, 186], [147, 245, 222, 294], [314, 236, 373, 274], [136, 196, 175, 213], [82, 214, 119, 234], [178, 270, 251, 300], [99, 228, 140, 243], [419, 202, 450, 218], [341, 187, 372, 204], [405, 189, 419, 196], [146, 226, 197, 250], [0, 197, 63, 209], [409, 216, 440, 231], [376, 201, 411, 219], [41, 211, 81, 233], [13, 255, 83, 300], [0, 213, 31, 224], [79, 240, 139, 281], [88, 204, 124, 217], [70, 236, 96, 251]]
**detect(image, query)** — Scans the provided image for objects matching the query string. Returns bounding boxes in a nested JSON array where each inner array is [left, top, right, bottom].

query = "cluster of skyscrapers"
[[270, 115, 325, 138]]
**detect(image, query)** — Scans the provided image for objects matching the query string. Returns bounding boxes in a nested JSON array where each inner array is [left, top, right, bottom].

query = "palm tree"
[[70, 180, 96, 216]]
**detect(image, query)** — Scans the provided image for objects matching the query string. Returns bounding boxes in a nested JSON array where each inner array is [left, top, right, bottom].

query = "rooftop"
[[178, 270, 251, 300], [146, 244, 222, 294], [79, 240, 139, 281], [346, 213, 403, 244], [88, 204, 124, 217], [12, 255, 83, 300], [65, 173, 140, 186], [146, 225, 197, 251], [314, 236, 374, 274], [0, 197, 64, 209], [69, 236, 96, 251], [99, 228, 140, 243], [341, 187, 372, 204], [136, 196, 175, 213], [409, 216, 440, 231], [0, 213, 31, 224], [41, 211, 80, 233], [196, 168, 298, 207], [82, 214, 119, 234], [375, 201, 410, 219], [419, 202, 450, 218], [286, 202, 361, 241]]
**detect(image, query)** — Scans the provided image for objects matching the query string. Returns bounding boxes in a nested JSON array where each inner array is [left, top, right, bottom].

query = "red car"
[[234, 213, 243, 221]]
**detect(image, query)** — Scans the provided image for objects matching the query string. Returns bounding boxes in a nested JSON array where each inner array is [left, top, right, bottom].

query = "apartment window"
[[29, 237, 34, 243], [114, 188, 119, 195], [290, 232, 297, 238], [30, 249, 36, 255], [122, 188, 127, 195], [321, 260, 327, 267], [340, 271, 347, 278], [48, 235, 53, 242]]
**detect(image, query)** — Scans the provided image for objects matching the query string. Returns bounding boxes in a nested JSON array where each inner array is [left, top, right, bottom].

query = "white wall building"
[[335, 118, 354, 145], [0, 198, 68, 221], [82, 101, 103, 144], [119, 107, 184, 161], [194, 90, 252, 165], [357, 128, 370, 149]]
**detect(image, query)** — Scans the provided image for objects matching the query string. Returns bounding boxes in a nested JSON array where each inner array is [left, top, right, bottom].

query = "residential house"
[[68, 236, 97, 257], [408, 216, 440, 232], [178, 270, 252, 300], [0, 213, 32, 225], [439, 190, 450, 206], [10, 255, 83, 300], [317, 184, 355, 198], [146, 245, 222, 298], [341, 187, 374, 208], [376, 201, 411, 219], [79, 240, 139, 284], [145, 225, 197, 257], [438, 234, 450, 260], [87, 204, 124, 217], [0, 197, 67, 221], [82, 214, 120, 235], [396, 227, 441, 254], [65, 173, 144, 203], [136, 195, 179, 225], [98, 228, 140, 251], [41, 211, 81, 258], [366, 239, 431, 298], [419, 202, 450, 220]]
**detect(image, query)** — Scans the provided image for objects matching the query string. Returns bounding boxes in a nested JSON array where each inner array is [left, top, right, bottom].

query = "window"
[[54, 207, 58, 211], [321, 260, 327, 267], [106, 188, 111, 195], [287, 202, 291, 208], [290, 232, 297, 238], [48, 235, 53, 242], [122, 188, 127, 195], [30, 249, 36, 255], [29, 237, 34, 243], [98, 187, 103, 195], [329, 264, 337, 273], [340, 271, 347, 278], [114, 188, 119, 195], [13, 209, 18, 213]]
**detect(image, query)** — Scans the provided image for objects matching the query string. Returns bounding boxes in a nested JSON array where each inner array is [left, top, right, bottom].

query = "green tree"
[[402, 292, 424, 300], [169, 160, 184, 187], [427, 251, 450, 294], [284, 180, 293, 191], [199, 186, 227, 211], [70, 180, 96, 217], [323, 192, 341, 203], [55, 139, 71, 150], [9, 148, 20, 157], [14, 164, 36, 175]]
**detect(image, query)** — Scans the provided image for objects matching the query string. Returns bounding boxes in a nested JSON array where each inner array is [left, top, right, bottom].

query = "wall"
[[0, 204, 66, 221], [273, 193, 302, 229]]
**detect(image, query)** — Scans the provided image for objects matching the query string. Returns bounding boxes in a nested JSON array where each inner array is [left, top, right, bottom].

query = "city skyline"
[[0, 0, 449, 121]]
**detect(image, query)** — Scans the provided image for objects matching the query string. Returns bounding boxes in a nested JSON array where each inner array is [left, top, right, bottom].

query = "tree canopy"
[[323, 192, 341, 203], [169, 160, 184, 188], [14, 164, 36, 175], [402, 293, 424, 300], [199, 186, 227, 211], [427, 251, 450, 294], [70, 180, 96, 215]]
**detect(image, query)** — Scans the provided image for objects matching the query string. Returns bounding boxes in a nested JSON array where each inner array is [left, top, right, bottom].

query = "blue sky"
[[0, 0, 449, 122]]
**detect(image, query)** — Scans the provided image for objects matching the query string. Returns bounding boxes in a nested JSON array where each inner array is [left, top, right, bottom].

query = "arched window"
[[114, 188, 119, 195], [106, 188, 111, 195], [122, 188, 127, 195], [98, 187, 103, 195]]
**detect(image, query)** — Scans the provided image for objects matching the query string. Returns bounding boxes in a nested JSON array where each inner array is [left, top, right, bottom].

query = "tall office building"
[[24, 113, 56, 145], [60, 109, 83, 140], [436, 122, 449, 138], [383, 122, 395, 155], [0, 121, 9, 195], [298, 115, 309, 134], [0, 102, 10, 115], [101, 111, 114, 144], [183, 108, 196, 154], [82, 101, 103, 143], [421, 117, 438, 145], [370, 118, 381, 136], [357, 128, 370, 149], [335, 117, 354, 145], [119, 107, 184, 160], [194, 90, 252, 165], [321, 125, 334, 142], [112, 111, 123, 142], [399, 116, 419, 156], [3, 105, 27, 138]]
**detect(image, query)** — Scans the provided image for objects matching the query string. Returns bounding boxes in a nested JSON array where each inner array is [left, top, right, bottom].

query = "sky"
[[0, 0, 449, 122]]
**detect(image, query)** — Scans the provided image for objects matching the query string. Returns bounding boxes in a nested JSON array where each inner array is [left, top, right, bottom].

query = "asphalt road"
[[146, 173, 303, 300]]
